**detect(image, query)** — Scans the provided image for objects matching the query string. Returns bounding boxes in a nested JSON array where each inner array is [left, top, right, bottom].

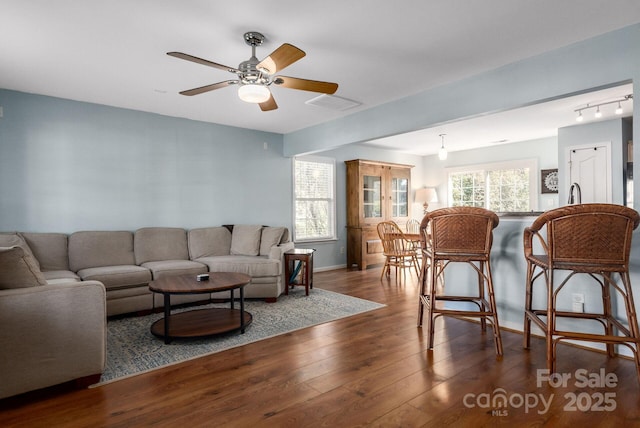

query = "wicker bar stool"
[[417, 207, 503, 356], [523, 204, 640, 382]]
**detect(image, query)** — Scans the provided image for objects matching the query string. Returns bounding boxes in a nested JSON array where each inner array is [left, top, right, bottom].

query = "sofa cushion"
[[188, 227, 232, 259], [43, 270, 81, 284], [0, 233, 40, 270], [69, 231, 136, 272], [230, 225, 262, 256], [20, 232, 70, 271], [77, 265, 152, 290], [197, 255, 280, 277], [134, 227, 190, 264], [141, 260, 207, 279], [259, 227, 285, 256], [0, 246, 48, 289]]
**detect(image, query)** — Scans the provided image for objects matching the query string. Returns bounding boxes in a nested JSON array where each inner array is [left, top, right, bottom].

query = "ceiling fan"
[[167, 31, 339, 111]]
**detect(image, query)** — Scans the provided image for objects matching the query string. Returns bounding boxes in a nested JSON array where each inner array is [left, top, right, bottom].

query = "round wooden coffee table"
[[148, 272, 252, 344]]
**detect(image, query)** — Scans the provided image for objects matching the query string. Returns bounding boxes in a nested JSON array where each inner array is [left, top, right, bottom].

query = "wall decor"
[[541, 169, 558, 194]]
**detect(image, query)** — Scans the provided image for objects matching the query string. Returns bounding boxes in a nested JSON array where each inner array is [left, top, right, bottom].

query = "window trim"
[[446, 158, 539, 211], [292, 155, 337, 243]]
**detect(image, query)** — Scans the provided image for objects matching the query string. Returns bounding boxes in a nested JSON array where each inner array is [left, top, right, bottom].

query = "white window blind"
[[293, 156, 336, 241]]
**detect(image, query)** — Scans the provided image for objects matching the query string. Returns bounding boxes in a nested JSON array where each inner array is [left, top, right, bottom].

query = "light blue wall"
[[558, 118, 627, 204], [0, 89, 290, 233]]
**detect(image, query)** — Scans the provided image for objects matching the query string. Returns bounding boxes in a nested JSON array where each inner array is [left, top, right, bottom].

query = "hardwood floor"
[[2, 268, 640, 427]]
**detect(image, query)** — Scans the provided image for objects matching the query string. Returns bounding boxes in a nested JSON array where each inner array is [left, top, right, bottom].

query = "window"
[[448, 159, 537, 212], [293, 156, 336, 242]]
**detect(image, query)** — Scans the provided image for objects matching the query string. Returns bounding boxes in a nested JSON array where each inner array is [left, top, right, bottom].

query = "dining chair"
[[405, 218, 422, 253], [377, 221, 420, 281], [417, 206, 503, 356], [523, 203, 640, 383], [406, 218, 420, 234]]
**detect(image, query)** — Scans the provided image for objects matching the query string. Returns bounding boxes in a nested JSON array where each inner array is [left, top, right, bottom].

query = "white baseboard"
[[314, 264, 347, 272]]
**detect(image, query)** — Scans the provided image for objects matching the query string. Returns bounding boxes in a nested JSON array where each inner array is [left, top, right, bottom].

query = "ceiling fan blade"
[[273, 76, 338, 94], [179, 80, 237, 96], [167, 52, 239, 73], [257, 43, 305, 74], [259, 94, 278, 111]]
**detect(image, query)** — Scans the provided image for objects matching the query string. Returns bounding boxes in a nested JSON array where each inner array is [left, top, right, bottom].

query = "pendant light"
[[438, 134, 448, 160]]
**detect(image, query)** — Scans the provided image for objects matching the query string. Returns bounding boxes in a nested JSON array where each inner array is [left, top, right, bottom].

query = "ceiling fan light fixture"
[[238, 84, 271, 103]]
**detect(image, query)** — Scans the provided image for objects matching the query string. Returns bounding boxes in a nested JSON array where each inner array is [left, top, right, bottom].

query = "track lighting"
[[438, 134, 448, 160], [575, 94, 632, 122], [594, 106, 602, 118]]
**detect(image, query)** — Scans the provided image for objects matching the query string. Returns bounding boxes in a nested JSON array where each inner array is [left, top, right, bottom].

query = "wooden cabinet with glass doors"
[[345, 159, 413, 270]]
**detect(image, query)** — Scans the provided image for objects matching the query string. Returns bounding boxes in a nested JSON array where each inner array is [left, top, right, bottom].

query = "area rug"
[[95, 288, 385, 385]]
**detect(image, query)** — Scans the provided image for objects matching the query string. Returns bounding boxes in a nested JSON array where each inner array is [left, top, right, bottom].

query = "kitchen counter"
[[497, 211, 543, 218]]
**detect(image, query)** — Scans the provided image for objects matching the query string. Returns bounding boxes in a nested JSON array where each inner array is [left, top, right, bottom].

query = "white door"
[[568, 143, 611, 203]]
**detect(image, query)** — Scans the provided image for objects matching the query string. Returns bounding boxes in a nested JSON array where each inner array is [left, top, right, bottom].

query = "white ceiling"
[[1, 1, 639, 153]]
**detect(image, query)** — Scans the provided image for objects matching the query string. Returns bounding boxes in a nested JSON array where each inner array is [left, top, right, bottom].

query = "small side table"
[[284, 248, 315, 296]]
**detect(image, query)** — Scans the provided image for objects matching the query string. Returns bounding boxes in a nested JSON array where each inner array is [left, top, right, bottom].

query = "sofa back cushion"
[[281, 228, 290, 243], [20, 232, 70, 271], [134, 227, 189, 264], [230, 225, 263, 256], [0, 233, 40, 270], [68, 231, 136, 272], [188, 227, 232, 259], [259, 227, 286, 256], [0, 246, 48, 289]]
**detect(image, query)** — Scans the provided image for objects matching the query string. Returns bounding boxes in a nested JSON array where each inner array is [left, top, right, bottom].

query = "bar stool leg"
[[620, 271, 640, 383], [602, 273, 615, 357], [426, 261, 438, 349], [523, 261, 534, 349], [547, 271, 556, 374], [485, 259, 503, 356], [417, 259, 429, 326], [478, 261, 487, 332]]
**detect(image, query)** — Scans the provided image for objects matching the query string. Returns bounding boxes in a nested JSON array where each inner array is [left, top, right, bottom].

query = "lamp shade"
[[415, 187, 438, 204], [238, 84, 271, 103]]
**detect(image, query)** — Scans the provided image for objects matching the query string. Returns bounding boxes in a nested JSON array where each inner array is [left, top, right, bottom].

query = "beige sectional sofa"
[[11, 224, 292, 316], [0, 224, 292, 399]]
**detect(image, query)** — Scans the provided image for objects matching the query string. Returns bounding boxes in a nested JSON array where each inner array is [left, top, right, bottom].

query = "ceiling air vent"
[[305, 94, 361, 111]]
